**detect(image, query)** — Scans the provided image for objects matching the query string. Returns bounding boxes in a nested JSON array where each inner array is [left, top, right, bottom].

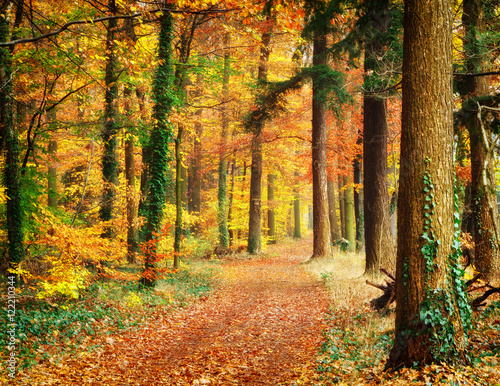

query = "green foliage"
[[0, 260, 220, 371], [141, 10, 178, 286], [317, 311, 393, 381], [244, 66, 350, 132], [417, 163, 471, 363]]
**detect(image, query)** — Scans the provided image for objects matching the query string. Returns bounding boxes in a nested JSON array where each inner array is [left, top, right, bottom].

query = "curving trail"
[[18, 238, 330, 385]]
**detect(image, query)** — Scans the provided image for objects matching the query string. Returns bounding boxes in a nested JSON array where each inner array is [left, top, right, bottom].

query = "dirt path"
[[18, 238, 330, 385]]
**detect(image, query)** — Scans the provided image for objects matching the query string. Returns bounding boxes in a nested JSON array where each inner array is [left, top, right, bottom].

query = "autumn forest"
[[1, 0, 500, 384]]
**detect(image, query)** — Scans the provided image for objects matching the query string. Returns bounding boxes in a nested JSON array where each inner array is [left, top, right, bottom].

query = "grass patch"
[[0, 260, 221, 371]]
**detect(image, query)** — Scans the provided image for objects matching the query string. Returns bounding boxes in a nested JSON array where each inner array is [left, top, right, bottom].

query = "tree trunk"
[[100, 0, 119, 238], [363, 0, 395, 273], [174, 124, 183, 268], [310, 29, 331, 258], [248, 24, 271, 254], [140, 10, 175, 287], [218, 32, 230, 250], [1, 6, 24, 271], [267, 174, 276, 244], [188, 70, 203, 236], [345, 174, 355, 250], [339, 179, 345, 238], [386, 0, 470, 367], [228, 160, 236, 244], [464, 0, 499, 283], [327, 178, 340, 242], [353, 151, 363, 250], [293, 192, 301, 239]]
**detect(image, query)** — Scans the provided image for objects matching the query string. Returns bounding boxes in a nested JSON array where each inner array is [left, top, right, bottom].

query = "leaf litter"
[[15, 238, 329, 385]]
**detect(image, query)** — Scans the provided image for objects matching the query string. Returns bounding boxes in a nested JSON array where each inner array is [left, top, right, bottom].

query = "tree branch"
[[0, 7, 237, 48]]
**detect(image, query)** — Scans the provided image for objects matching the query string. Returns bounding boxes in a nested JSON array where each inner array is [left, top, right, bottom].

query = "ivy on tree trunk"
[[140, 8, 175, 287]]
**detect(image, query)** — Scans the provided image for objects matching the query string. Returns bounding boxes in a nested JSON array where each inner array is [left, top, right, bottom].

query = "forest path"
[[19, 237, 330, 385]]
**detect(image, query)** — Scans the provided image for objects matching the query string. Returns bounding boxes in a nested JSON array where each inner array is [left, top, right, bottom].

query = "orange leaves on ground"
[[17, 238, 330, 385]]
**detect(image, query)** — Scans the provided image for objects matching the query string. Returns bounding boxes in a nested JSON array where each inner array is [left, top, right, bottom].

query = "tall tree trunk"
[[353, 151, 363, 250], [122, 18, 138, 264], [310, 29, 331, 258], [47, 109, 58, 208], [188, 68, 203, 236], [1, 5, 24, 271], [339, 178, 345, 238], [363, 0, 395, 274], [218, 32, 231, 249], [386, 0, 470, 367], [345, 173, 355, 250], [248, 25, 271, 254], [464, 0, 499, 283], [100, 0, 119, 238], [228, 160, 236, 245], [293, 192, 301, 239], [174, 124, 183, 268], [47, 139, 58, 208], [327, 178, 340, 242], [267, 174, 276, 244], [140, 9, 175, 287]]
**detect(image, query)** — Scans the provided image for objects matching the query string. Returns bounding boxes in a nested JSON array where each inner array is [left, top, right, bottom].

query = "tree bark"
[[464, 0, 499, 283], [140, 9, 175, 287], [1, 4, 24, 271], [339, 178, 345, 238], [327, 177, 340, 242], [267, 174, 276, 244], [218, 32, 230, 250], [363, 0, 395, 274], [386, 0, 470, 367], [248, 24, 271, 254], [345, 173, 355, 250], [100, 0, 119, 238], [47, 107, 58, 209], [310, 29, 331, 258], [353, 150, 363, 250]]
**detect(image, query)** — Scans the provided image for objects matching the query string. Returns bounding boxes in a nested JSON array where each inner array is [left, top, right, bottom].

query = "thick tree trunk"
[[140, 10, 175, 287], [310, 29, 331, 258], [386, 0, 470, 367], [267, 174, 276, 244], [363, 96, 394, 272], [248, 25, 271, 254], [464, 0, 499, 283], [363, 0, 395, 274], [100, 0, 119, 238]]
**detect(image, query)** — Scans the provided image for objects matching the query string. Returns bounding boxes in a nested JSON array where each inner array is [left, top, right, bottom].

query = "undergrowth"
[[309, 251, 500, 385], [0, 260, 220, 371]]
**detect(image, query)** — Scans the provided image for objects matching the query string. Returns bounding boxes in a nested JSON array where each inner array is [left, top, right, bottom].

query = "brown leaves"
[[16, 239, 329, 385]]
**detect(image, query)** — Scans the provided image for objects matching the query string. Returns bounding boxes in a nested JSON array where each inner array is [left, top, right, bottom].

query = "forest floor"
[[10, 236, 500, 385]]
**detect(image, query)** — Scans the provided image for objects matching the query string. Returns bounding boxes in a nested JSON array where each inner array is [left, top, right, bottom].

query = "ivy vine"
[[418, 159, 471, 362]]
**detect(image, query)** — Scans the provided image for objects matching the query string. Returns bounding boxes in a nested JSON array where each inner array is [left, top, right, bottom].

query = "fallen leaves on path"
[[16, 239, 329, 385]]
